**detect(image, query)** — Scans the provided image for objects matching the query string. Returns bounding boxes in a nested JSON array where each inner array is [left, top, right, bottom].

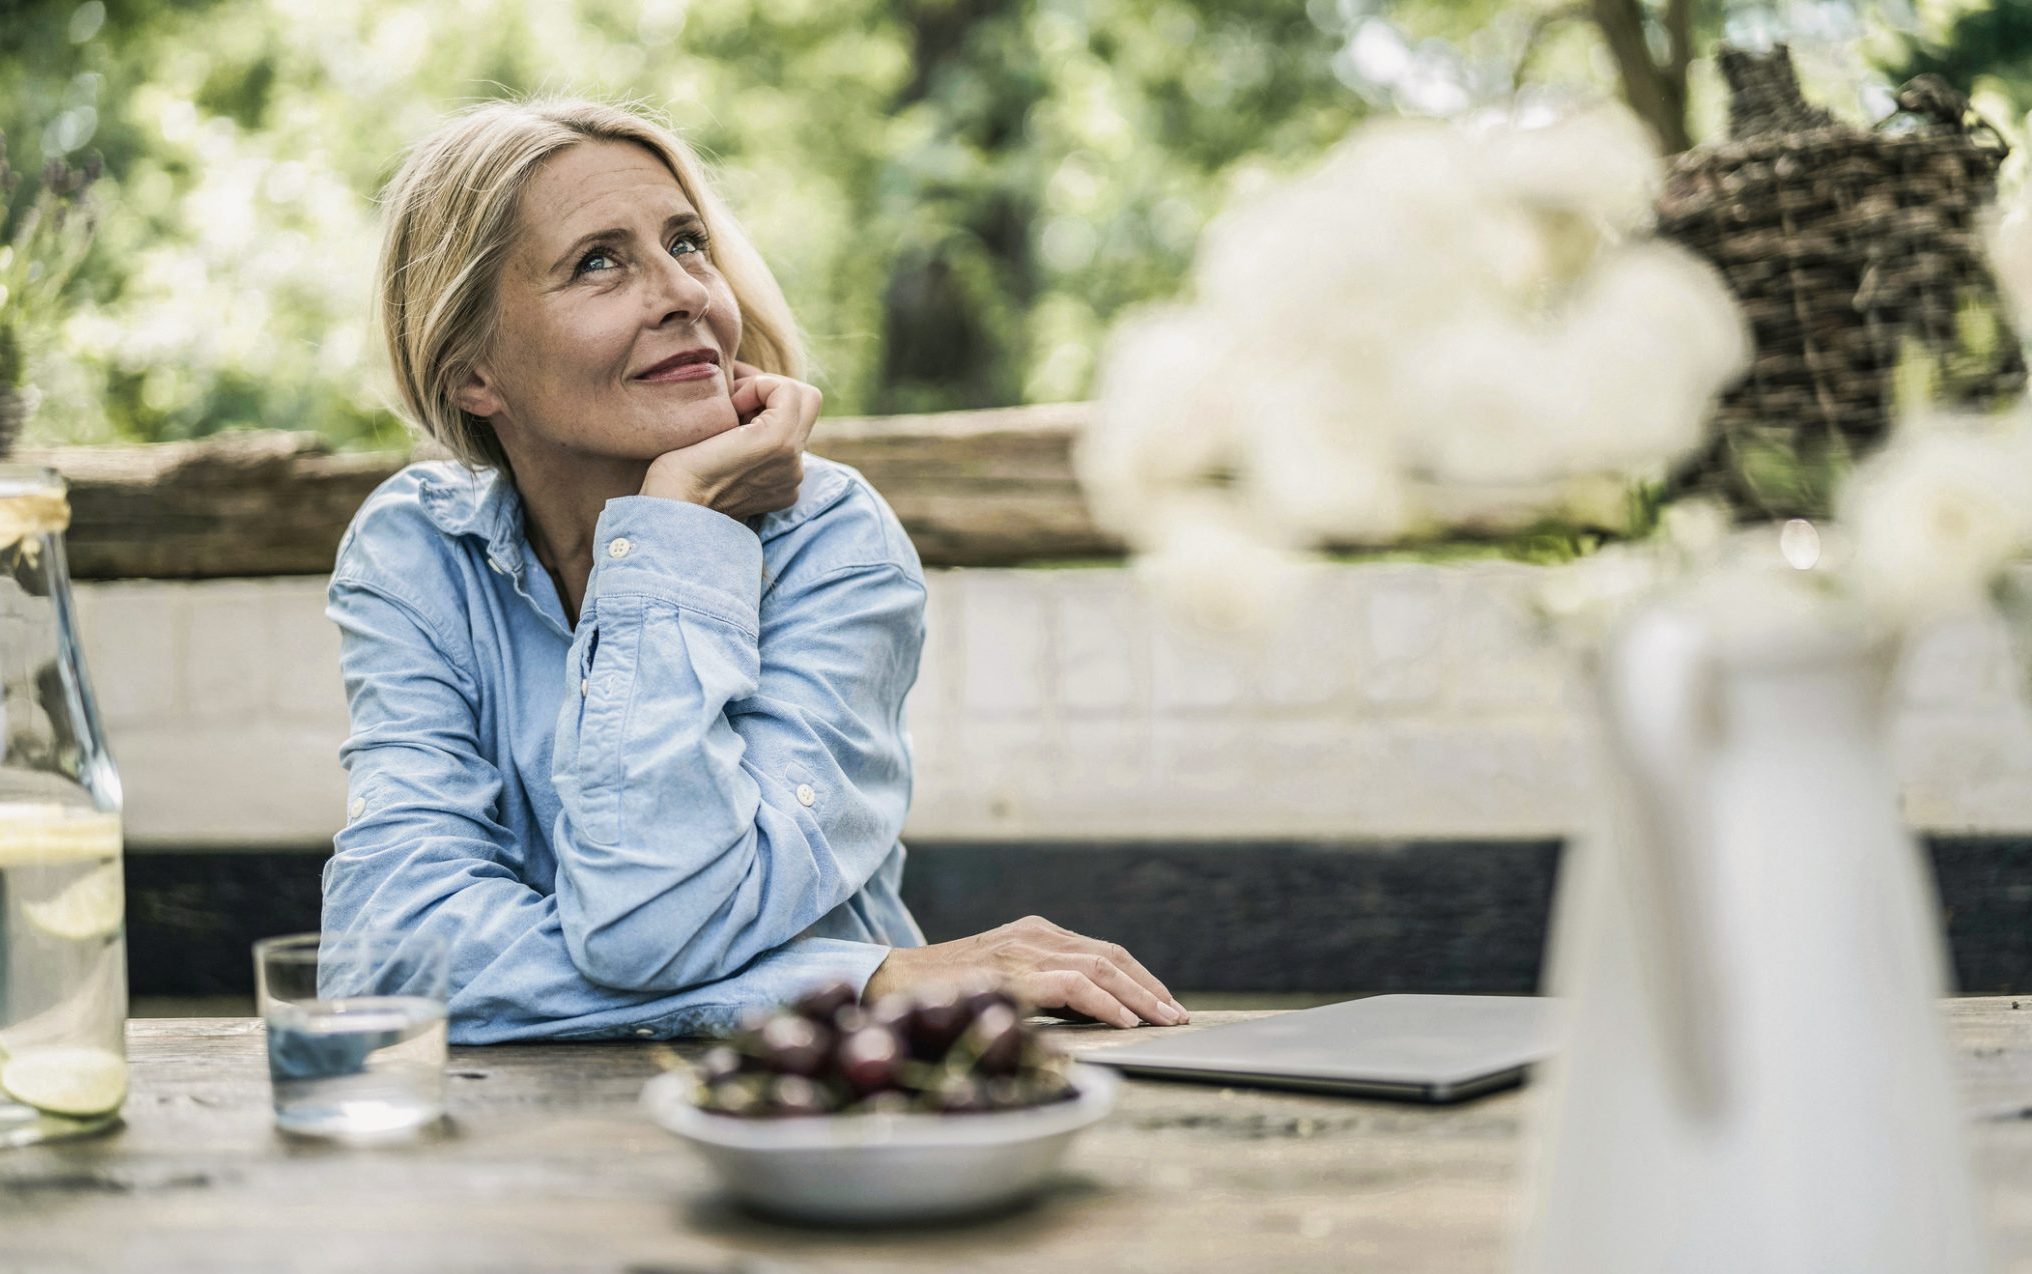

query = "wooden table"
[[8, 1002, 2032, 1272]]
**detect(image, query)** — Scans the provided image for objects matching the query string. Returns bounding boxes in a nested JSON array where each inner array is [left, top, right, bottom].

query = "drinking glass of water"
[[253, 931, 449, 1140]]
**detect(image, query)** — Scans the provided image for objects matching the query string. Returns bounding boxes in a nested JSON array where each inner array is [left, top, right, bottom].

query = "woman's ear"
[[452, 365, 504, 420]]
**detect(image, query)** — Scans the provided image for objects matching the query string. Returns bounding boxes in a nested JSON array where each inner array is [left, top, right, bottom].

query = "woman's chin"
[[657, 399, 742, 448]]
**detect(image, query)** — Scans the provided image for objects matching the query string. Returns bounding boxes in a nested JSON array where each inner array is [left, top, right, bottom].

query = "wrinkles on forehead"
[[508, 140, 698, 283]]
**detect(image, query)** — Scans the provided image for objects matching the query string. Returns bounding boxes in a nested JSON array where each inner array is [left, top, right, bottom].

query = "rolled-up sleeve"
[[323, 572, 891, 1043], [549, 495, 923, 992]]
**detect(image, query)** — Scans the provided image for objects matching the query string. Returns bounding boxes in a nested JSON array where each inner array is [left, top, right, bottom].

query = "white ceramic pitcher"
[[1519, 592, 1989, 1274]]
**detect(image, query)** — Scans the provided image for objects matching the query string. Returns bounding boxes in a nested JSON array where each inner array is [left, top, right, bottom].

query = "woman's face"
[[458, 139, 744, 462]]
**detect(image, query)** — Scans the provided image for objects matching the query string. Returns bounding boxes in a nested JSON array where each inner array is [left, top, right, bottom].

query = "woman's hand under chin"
[[640, 360, 821, 521]]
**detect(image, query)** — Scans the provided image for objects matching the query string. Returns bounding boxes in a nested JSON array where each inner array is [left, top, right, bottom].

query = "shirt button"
[[487, 559, 506, 575], [347, 797, 366, 819], [607, 537, 632, 559], [580, 678, 589, 697], [795, 784, 816, 807], [634, 1027, 655, 1039]]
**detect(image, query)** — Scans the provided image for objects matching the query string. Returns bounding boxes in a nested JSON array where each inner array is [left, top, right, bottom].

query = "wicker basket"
[[1655, 45, 2025, 518]]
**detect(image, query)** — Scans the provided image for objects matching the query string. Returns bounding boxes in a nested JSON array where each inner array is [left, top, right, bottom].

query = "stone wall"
[[73, 564, 2032, 850]]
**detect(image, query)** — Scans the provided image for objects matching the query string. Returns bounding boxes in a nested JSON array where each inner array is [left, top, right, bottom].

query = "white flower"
[[1986, 202, 2032, 326], [1547, 242, 1749, 471], [1131, 495, 1308, 634], [1080, 102, 1753, 633], [1478, 106, 1663, 235], [1841, 410, 2032, 622], [1237, 363, 1415, 544], [1079, 305, 1252, 544]]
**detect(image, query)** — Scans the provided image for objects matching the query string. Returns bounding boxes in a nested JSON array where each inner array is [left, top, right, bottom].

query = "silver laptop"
[[1085, 994, 1560, 1103]]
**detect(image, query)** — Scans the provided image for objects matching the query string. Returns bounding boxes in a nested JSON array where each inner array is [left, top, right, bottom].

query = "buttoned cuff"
[[588, 496, 764, 633]]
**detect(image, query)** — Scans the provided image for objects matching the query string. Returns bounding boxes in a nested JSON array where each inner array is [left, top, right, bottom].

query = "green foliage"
[[0, 138, 102, 390], [9, 0, 2023, 468], [1877, 0, 2032, 115], [0, 0, 1360, 449]]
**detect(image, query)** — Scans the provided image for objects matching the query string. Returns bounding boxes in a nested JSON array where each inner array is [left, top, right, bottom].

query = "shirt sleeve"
[[322, 573, 890, 1044], [549, 494, 925, 993]]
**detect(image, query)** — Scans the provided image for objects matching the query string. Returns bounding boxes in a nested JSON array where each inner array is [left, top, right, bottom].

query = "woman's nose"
[[647, 253, 712, 326]]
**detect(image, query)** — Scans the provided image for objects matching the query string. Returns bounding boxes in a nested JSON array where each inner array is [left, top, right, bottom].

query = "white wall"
[[71, 565, 2032, 850]]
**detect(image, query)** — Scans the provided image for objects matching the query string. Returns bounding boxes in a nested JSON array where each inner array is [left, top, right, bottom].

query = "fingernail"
[[1155, 1002, 1183, 1025], [1171, 1000, 1191, 1023]]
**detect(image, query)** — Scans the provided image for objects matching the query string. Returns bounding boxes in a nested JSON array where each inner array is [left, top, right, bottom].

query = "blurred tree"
[[1590, 0, 1698, 151], [1354, 1, 1954, 151], [0, 0, 1363, 448], [3, 0, 2010, 449]]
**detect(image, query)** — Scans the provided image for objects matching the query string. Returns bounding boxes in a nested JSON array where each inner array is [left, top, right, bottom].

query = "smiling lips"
[[634, 348, 721, 383]]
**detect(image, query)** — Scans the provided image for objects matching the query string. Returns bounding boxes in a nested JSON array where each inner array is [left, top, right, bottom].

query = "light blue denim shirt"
[[321, 455, 928, 1044]]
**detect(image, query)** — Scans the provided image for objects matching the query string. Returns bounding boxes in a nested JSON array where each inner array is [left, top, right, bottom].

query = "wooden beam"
[[16, 402, 1123, 580], [815, 401, 1120, 566]]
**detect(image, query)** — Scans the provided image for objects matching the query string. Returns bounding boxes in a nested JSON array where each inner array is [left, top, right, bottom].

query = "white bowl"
[[641, 1062, 1119, 1224]]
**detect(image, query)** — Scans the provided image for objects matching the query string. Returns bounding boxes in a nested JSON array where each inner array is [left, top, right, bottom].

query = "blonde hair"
[[376, 98, 806, 471]]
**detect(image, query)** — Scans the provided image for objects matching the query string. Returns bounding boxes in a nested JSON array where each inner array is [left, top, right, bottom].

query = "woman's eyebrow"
[[548, 212, 706, 274]]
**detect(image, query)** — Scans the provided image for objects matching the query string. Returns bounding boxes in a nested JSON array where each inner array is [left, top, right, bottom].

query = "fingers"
[[1076, 953, 1185, 1027], [727, 373, 770, 423], [1010, 917, 1184, 1023], [1090, 941, 1183, 1020], [1024, 970, 1140, 1030], [726, 373, 821, 442]]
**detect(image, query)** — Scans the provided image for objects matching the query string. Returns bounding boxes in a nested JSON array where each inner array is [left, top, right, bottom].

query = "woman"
[[323, 98, 1187, 1043]]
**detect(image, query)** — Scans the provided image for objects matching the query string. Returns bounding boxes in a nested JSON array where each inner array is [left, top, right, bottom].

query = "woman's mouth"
[[634, 349, 721, 383]]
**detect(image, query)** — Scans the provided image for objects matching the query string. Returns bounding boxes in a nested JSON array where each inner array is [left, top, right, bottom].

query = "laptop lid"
[[1084, 993, 1561, 1103]]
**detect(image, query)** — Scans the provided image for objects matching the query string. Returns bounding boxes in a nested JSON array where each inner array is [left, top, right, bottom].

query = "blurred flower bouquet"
[[1078, 98, 2027, 1272], [0, 132, 102, 454], [1076, 103, 2032, 639], [1078, 107, 1751, 631]]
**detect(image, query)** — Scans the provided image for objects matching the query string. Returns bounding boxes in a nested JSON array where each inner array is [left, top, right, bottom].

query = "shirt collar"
[[415, 463, 526, 576], [411, 452, 857, 572]]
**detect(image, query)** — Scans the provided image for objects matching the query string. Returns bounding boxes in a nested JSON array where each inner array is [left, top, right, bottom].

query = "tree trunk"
[[1589, 0, 1694, 154]]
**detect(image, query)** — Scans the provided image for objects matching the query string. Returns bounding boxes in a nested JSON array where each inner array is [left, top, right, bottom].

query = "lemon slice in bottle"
[[22, 861, 123, 941], [0, 1046, 127, 1118], [0, 806, 122, 868]]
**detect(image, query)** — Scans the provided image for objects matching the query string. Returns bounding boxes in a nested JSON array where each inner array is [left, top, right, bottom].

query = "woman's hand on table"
[[863, 916, 1190, 1029], [640, 361, 819, 520]]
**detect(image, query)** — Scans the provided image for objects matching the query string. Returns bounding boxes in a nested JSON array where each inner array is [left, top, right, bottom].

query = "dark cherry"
[[791, 981, 857, 1023], [764, 1074, 834, 1117], [906, 985, 971, 1059], [835, 1024, 907, 1094], [964, 1004, 1025, 1076], [865, 994, 915, 1034], [960, 987, 1021, 1021], [700, 1075, 768, 1117], [930, 1074, 993, 1114], [757, 1013, 832, 1078], [713, 983, 1077, 1117], [984, 1077, 1029, 1110], [696, 1045, 744, 1086]]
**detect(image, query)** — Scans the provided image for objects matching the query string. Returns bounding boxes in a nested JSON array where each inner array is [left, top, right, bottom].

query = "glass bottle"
[[0, 467, 125, 1146]]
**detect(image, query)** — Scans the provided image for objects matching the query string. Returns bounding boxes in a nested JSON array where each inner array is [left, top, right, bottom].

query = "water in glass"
[[265, 995, 447, 1138]]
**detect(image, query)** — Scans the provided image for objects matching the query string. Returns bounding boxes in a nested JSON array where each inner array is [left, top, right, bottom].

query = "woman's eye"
[[575, 249, 617, 276], [670, 232, 709, 258]]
